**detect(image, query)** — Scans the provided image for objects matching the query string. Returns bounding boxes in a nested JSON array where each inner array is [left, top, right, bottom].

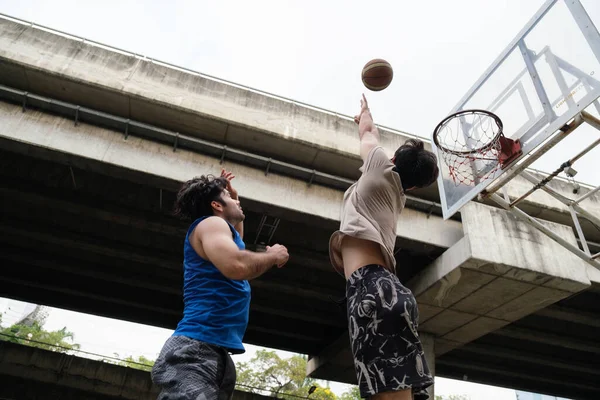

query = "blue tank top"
[[173, 216, 251, 354]]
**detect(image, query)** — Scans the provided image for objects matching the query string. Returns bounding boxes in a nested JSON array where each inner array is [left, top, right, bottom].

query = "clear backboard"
[[433, 0, 600, 219]]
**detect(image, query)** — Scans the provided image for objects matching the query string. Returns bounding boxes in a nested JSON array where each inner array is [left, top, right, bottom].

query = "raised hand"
[[354, 94, 370, 124], [220, 168, 238, 199]]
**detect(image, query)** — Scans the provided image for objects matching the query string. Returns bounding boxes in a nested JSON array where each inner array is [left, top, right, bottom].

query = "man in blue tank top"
[[152, 169, 290, 400]]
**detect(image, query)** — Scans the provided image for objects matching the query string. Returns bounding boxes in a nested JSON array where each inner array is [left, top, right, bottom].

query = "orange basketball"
[[361, 59, 393, 91]]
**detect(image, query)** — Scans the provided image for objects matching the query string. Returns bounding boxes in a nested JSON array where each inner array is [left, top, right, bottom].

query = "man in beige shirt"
[[329, 95, 439, 400]]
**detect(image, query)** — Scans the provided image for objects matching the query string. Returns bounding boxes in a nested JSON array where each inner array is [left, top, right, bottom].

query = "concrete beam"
[[1, 185, 185, 237], [2, 15, 599, 234], [0, 17, 417, 181], [535, 305, 600, 328], [493, 326, 600, 355], [437, 358, 599, 395], [458, 342, 600, 377], [0, 341, 158, 400], [404, 202, 592, 356], [0, 341, 273, 400], [306, 333, 355, 384], [0, 272, 180, 318], [0, 222, 177, 271], [0, 100, 462, 250]]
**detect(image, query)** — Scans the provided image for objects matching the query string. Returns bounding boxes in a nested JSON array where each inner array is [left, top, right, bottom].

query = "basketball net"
[[433, 110, 522, 186]]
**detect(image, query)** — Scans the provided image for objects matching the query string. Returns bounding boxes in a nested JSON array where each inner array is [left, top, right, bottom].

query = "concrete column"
[[422, 333, 435, 399]]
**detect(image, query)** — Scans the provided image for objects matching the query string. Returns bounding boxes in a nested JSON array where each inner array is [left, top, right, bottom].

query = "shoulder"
[[194, 216, 231, 238], [361, 146, 393, 173]]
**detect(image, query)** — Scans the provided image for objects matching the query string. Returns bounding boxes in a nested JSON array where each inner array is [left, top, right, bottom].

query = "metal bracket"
[[22, 92, 28, 112], [253, 215, 281, 245], [75, 106, 80, 126], [220, 146, 227, 164], [69, 166, 77, 189], [265, 158, 272, 176], [426, 204, 435, 219], [308, 170, 316, 187]]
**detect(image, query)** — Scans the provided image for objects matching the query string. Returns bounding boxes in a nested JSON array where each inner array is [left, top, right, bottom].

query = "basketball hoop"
[[432, 109, 522, 186]]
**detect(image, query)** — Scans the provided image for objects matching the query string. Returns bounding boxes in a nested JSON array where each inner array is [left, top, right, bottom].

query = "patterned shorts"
[[346, 265, 433, 399], [151, 335, 236, 400]]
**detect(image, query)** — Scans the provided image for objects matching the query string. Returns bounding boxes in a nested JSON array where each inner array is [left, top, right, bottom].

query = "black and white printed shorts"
[[346, 264, 433, 399], [151, 335, 236, 400]]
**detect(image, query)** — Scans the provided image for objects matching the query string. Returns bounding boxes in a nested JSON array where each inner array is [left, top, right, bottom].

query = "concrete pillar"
[[422, 333, 435, 399]]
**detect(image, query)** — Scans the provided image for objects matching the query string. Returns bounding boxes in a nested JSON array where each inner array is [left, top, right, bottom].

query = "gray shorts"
[[151, 335, 236, 400]]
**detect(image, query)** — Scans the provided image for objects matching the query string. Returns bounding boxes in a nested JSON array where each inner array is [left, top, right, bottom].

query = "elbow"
[[223, 260, 247, 281]]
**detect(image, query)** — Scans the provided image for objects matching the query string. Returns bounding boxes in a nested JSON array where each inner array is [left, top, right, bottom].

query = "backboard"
[[433, 0, 600, 219]]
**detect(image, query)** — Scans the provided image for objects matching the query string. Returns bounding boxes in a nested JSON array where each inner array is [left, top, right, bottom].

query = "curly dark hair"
[[173, 175, 228, 221], [393, 139, 439, 190]]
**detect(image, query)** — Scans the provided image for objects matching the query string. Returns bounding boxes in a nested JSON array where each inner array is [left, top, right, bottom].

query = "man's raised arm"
[[194, 216, 289, 281]]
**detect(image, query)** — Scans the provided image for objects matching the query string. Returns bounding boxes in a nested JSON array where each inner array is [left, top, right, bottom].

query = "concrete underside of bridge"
[[2, 16, 600, 400]]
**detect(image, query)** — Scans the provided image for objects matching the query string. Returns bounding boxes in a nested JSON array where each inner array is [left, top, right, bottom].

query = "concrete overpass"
[[1, 14, 600, 399], [0, 341, 272, 400]]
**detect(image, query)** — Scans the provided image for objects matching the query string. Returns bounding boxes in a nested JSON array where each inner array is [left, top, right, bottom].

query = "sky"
[[0, 0, 597, 398]]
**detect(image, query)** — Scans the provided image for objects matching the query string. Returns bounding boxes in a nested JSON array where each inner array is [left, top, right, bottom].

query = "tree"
[[118, 354, 155, 371], [236, 350, 336, 399], [0, 321, 80, 353], [100, 353, 155, 371], [339, 386, 361, 400], [435, 395, 470, 400]]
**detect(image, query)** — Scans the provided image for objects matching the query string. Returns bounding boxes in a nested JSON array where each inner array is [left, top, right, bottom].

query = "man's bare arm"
[[354, 94, 380, 161], [195, 217, 288, 280]]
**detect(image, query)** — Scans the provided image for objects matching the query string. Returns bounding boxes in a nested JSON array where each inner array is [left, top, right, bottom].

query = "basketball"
[[361, 59, 393, 91]]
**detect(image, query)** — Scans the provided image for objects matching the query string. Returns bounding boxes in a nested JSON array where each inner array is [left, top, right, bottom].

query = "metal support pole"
[[519, 170, 600, 229], [569, 205, 591, 256], [489, 193, 599, 268], [483, 114, 584, 196], [581, 110, 600, 130], [565, 0, 600, 66], [510, 128, 599, 207], [510, 162, 568, 207], [519, 40, 555, 122]]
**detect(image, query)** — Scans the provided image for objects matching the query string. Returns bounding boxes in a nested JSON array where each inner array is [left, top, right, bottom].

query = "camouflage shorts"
[[151, 335, 236, 400]]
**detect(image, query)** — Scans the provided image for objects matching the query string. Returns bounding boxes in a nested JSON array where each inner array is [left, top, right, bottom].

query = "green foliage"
[[0, 321, 80, 353], [102, 354, 155, 371], [0, 312, 154, 374], [236, 349, 336, 399], [118, 354, 155, 371], [338, 386, 361, 400], [435, 395, 470, 400]]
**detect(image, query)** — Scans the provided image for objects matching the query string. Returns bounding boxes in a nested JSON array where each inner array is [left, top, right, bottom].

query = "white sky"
[[0, 0, 596, 398]]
